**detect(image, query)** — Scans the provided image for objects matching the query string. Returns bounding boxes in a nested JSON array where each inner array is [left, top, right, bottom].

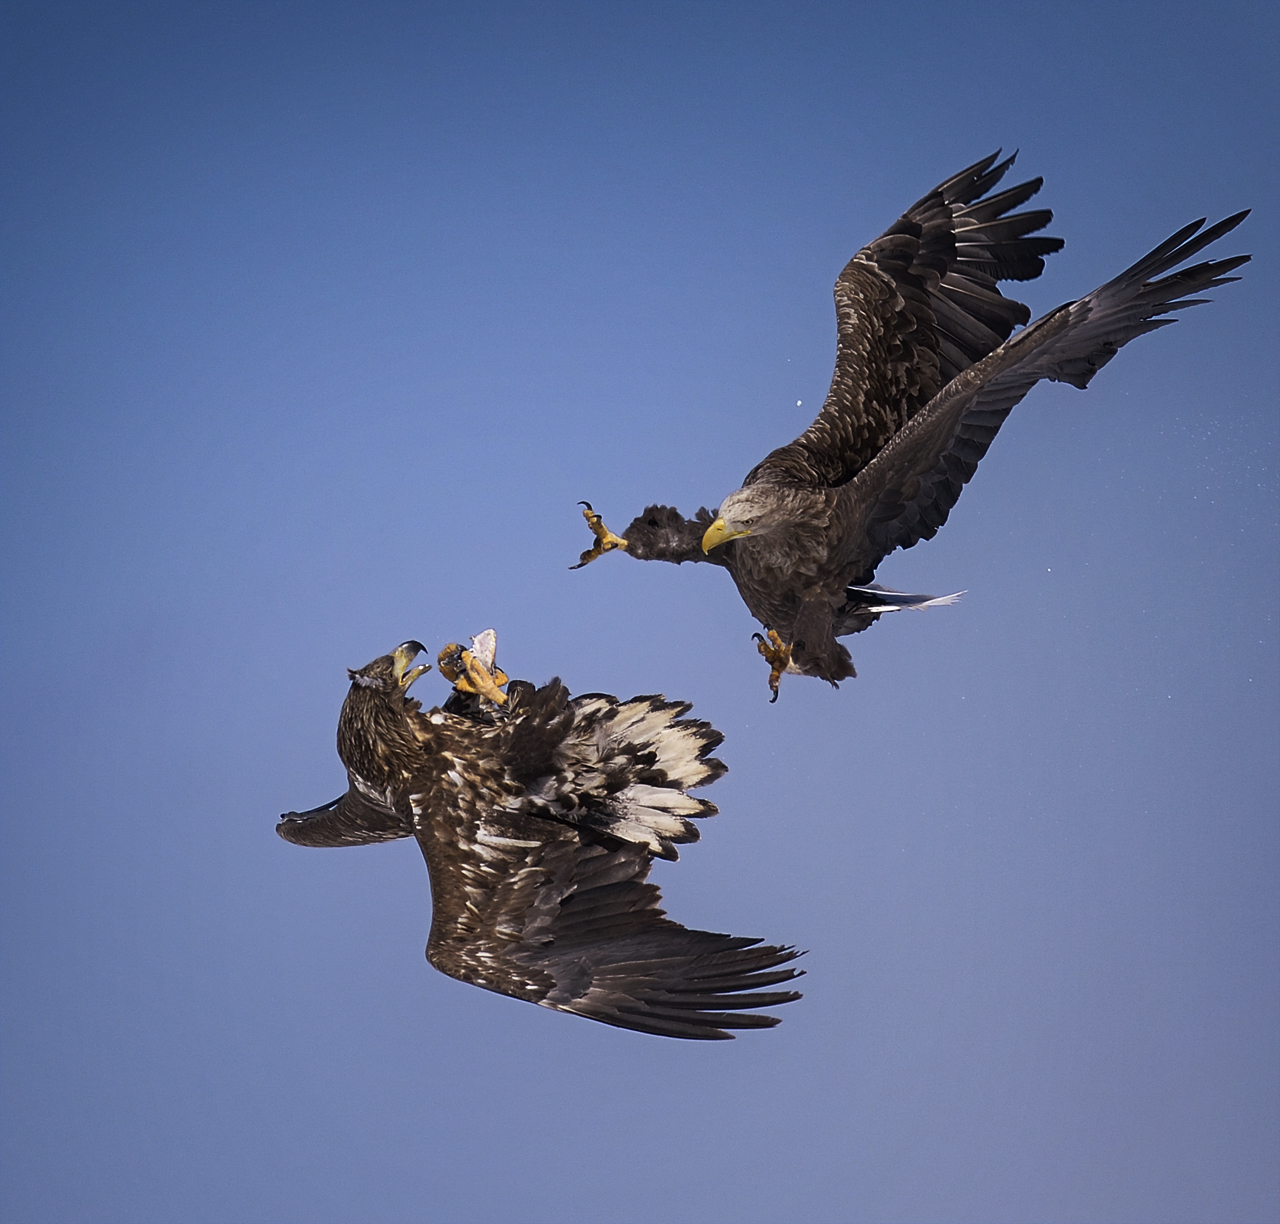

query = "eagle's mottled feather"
[[279, 641, 801, 1039]]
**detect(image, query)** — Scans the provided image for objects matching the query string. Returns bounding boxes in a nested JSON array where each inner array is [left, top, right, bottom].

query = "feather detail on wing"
[[748, 151, 1064, 490], [835, 212, 1251, 578], [419, 819, 803, 1039]]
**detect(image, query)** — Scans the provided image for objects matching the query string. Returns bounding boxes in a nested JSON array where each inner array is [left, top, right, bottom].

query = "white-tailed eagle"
[[573, 152, 1250, 699], [278, 632, 802, 1039]]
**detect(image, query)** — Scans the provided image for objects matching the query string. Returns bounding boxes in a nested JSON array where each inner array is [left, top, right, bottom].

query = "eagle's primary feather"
[[278, 639, 802, 1039], [578, 152, 1249, 693]]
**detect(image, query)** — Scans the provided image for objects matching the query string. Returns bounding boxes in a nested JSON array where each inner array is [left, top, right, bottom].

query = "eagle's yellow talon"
[[752, 630, 792, 703], [570, 501, 628, 569], [438, 643, 508, 706]]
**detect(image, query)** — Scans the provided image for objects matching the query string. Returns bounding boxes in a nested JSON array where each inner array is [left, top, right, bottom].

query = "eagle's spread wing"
[[277, 789, 410, 847], [747, 152, 1063, 490], [418, 812, 802, 1040], [834, 212, 1251, 579]]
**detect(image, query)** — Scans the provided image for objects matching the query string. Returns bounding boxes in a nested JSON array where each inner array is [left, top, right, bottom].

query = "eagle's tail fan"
[[833, 583, 964, 638], [522, 693, 728, 860], [573, 693, 727, 790], [845, 583, 965, 611]]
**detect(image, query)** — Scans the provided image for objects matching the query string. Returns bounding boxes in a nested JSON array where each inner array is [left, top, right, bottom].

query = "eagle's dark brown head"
[[337, 641, 431, 790]]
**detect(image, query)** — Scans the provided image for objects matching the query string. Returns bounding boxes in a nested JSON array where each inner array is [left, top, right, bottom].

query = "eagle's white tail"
[[533, 694, 726, 860], [846, 583, 965, 612]]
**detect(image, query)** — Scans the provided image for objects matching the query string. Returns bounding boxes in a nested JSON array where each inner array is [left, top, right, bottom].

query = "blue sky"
[[2, 4, 1276, 1222]]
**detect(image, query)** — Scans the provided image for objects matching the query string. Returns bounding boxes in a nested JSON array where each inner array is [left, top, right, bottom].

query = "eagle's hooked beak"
[[393, 641, 431, 689], [701, 517, 752, 553]]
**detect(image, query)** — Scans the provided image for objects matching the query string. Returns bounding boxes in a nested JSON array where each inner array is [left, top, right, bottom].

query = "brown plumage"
[[575, 152, 1250, 695], [278, 639, 802, 1039]]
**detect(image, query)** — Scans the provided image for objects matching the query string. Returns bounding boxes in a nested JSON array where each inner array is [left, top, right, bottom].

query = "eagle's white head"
[[701, 486, 791, 552]]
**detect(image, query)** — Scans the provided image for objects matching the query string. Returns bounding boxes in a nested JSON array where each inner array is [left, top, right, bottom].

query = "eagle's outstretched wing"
[[278, 789, 410, 847], [418, 811, 802, 1040], [748, 151, 1063, 490], [834, 212, 1252, 579]]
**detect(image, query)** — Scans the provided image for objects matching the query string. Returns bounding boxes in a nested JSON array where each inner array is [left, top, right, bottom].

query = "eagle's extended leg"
[[437, 641, 509, 706], [570, 501, 628, 569], [752, 630, 792, 704]]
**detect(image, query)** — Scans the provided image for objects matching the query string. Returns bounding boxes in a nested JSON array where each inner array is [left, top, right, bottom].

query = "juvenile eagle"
[[278, 633, 802, 1039], [573, 152, 1250, 699]]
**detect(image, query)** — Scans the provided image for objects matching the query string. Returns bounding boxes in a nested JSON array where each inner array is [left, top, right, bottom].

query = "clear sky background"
[[2, 4, 1276, 1223]]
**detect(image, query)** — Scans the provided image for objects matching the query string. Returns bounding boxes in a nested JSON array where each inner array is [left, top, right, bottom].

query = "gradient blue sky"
[[2, 4, 1276, 1223]]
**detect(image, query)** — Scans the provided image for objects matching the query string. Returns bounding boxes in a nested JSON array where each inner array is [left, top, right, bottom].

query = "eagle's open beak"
[[701, 517, 751, 553], [393, 641, 431, 689]]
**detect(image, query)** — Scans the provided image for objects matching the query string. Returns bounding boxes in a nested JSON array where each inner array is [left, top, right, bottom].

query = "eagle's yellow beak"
[[392, 642, 431, 689], [701, 517, 752, 553]]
